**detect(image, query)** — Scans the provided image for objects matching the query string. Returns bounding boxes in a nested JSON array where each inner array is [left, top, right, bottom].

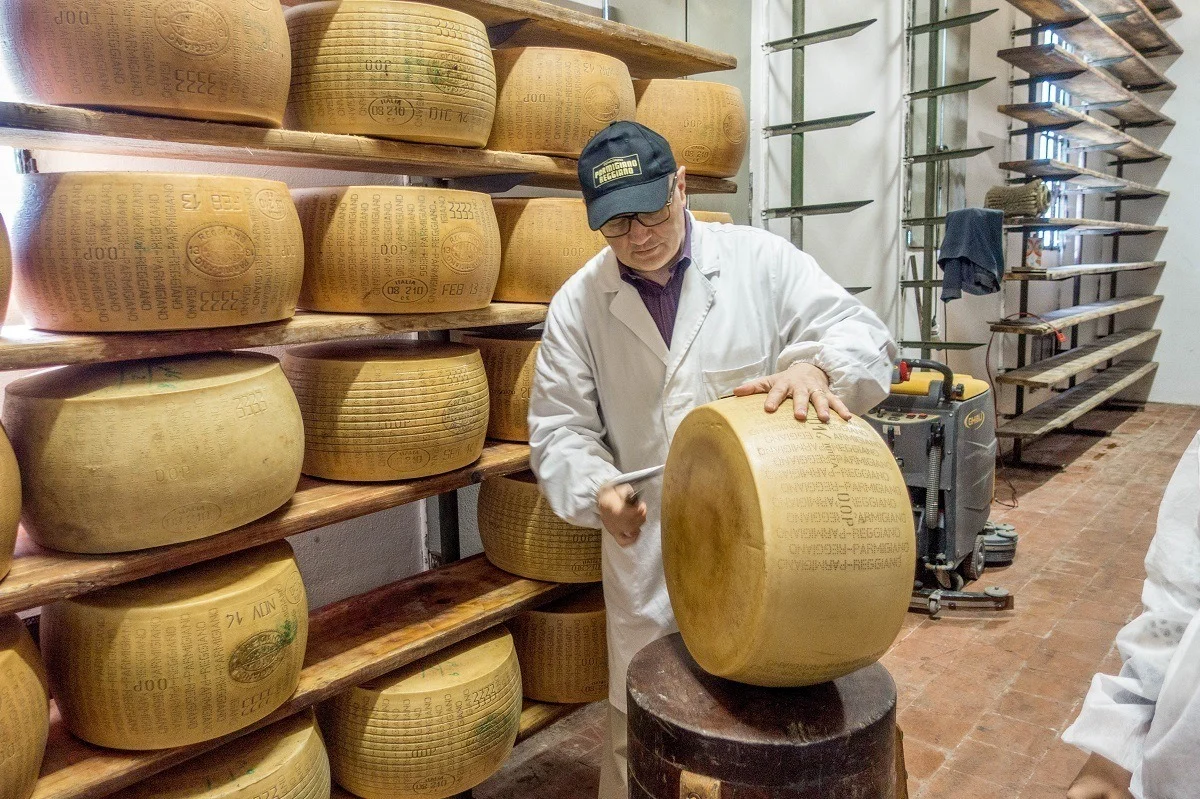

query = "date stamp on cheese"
[[228, 619, 298, 684]]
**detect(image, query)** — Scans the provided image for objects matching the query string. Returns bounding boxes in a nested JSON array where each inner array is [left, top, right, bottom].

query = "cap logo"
[[592, 154, 642, 187]]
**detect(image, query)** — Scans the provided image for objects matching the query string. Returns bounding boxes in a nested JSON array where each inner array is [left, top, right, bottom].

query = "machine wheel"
[[959, 533, 987, 583], [934, 569, 964, 591]]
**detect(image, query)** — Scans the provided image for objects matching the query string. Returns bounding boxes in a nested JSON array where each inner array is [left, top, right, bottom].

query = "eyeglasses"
[[599, 177, 677, 238]]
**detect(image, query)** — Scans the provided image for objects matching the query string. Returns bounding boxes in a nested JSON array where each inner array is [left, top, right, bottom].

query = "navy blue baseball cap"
[[578, 121, 678, 230]]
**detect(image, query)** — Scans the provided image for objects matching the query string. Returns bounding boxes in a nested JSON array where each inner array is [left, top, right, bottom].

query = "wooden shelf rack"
[[989, 294, 1162, 334], [1003, 260, 1164, 280], [1001, 159, 1168, 197], [1000, 102, 1169, 161], [997, 328, 1161, 387], [997, 361, 1159, 437]]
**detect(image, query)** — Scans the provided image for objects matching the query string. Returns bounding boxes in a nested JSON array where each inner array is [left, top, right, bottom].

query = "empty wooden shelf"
[[997, 328, 1161, 387], [989, 294, 1163, 334], [997, 361, 1159, 437], [1004, 261, 1165, 280], [1000, 159, 1168, 197], [1001, 102, 1169, 161]]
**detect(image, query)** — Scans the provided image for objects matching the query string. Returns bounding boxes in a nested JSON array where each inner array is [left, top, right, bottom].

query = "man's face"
[[603, 167, 688, 272]]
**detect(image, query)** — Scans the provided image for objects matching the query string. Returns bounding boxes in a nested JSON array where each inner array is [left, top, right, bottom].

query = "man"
[[527, 120, 896, 798]]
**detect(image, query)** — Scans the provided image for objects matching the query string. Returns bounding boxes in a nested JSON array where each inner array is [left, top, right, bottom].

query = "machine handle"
[[899, 358, 956, 404]]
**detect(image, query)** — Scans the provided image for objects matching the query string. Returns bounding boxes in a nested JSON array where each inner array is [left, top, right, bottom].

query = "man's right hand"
[[1067, 753, 1134, 799], [597, 484, 646, 547]]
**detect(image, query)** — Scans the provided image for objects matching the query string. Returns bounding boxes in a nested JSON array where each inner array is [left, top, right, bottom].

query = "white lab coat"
[[527, 215, 895, 712], [1063, 431, 1200, 798]]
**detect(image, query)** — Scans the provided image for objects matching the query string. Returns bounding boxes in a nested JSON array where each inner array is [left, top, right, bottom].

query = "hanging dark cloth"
[[937, 208, 1004, 302]]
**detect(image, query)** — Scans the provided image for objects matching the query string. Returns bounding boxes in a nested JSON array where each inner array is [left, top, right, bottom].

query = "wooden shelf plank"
[[1001, 102, 1169, 161], [997, 328, 1161, 386], [0, 102, 735, 195], [1004, 260, 1165, 280], [283, 0, 734, 78], [516, 699, 588, 743], [1006, 0, 1175, 91], [1142, 0, 1181, 20], [0, 304, 547, 373], [1005, 217, 1166, 234], [989, 294, 1162, 334], [998, 45, 1172, 126], [1077, 0, 1183, 55], [997, 360, 1158, 437], [0, 442, 531, 616], [1000, 159, 1168, 196], [31, 555, 582, 799]]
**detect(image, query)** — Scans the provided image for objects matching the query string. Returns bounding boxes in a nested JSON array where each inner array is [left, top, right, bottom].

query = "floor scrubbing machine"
[[864, 359, 1014, 615]]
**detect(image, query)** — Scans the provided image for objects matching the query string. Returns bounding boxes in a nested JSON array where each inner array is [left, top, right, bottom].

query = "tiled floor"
[[477, 402, 1200, 799]]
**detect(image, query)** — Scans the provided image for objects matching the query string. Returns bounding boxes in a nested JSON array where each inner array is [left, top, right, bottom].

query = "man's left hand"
[[733, 362, 851, 423]]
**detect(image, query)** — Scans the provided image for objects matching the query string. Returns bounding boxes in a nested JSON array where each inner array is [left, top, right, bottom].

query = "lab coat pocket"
[[702, 356, 770, 402]]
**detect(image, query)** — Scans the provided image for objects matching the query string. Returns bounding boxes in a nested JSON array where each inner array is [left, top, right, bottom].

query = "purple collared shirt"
[[617, 217, 693, 348]]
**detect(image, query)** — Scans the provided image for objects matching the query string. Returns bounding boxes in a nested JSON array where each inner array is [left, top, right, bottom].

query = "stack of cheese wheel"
[[661, 396, 915, 687], [510, 586, 607, 704], [691, 210, 734, 224], [0, 426, 19, 582], [41, 541, 309, 750], [458, 330, 539, 442], [10, 172, 304, 332], [282, 341, 488, 481], [634, 80, 748, 178], [112, 711, 331, 799], [293, 186, 501, 313], [3, 353, 304, 554], [492, 198, 606, 303], [0, 213, 11, 321], [488, 48, 636, 156], [286, 1, 496, 147], [0, 614, 49, 799], [320, 626, 522, 799], [0, 0, 291, 126], [478, 472, 601, 583]]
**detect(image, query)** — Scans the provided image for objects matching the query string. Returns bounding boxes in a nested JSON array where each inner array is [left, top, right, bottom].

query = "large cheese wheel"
[[41, 541, 309, 750], [320, 626, 522, 799], [285, 1, 496, 147], [0, 615, 49, 799], [510, 586, 607, 704], [478, 472, 601, 583], [691, 210, 734, 224], [0, 426, 19, 582], [458, 331, 539, 442], [488, 48, 636, 157], [113, 710, 331, 799], [3, 353, 304, 554], [282, 341, 488, 481], [0, 213, 11, 322], [662, 396, 915, 687], [492, 198, 606, 303], [0, 0, 290, 126], [11, 172, 304, 333], [634, 80, 748, 179], [293, 186, 501, 313]]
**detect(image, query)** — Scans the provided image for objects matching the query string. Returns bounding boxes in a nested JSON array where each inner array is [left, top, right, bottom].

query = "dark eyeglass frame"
[[599, 176, 678, 238]]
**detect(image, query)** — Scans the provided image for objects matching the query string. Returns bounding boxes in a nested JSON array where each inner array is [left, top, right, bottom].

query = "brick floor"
[[477, 402, 1200, 799]]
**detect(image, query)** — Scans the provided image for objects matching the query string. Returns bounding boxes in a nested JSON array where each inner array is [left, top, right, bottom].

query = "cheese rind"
[[283, 341, 488, 481], [0, 425, 19, 582], [690, 210, 734, 224], [11, 172, 304, 332], [0, 614, 50, 799], [40, 541, 309, 750], [478, 472, 601, 583], [293, 186, 501, 313], [0, 214, 12, 323], [285, 1, 496, 147], [320, 626, 521, 799], [634, 80, 748, 178], [510, 586, 607, 704], [457, 331, 539, 442], [488, 48, 636, 156], [491, 198, 606, 303], [0, 0, 292, 126], [3, 353, 305, 554]]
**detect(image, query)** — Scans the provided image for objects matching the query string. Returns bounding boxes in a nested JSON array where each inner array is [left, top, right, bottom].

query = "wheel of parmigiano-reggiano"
[[492, 198, 606, 303], [0, 214, 12, 323], [3, 353, 304, 555], [457, 331, 539, 442], [112, 710, 331, 799], [0, 615, 49, 799], [41, 541, 308, 750], [11, 172, 304, 333], [634, 80, 748, 179], [320, 626, 521, 799], [0, 0, 291, 126], [691, 210, 734, 224], [662, 396, 915, 687], [510, 586, 607, 704], [282, 341, 488, 481], [478, 472, 601, 583], [293, 186, 500, 313], [488, 48, 636, 157], [285, 1, 496, 147], [0, 426, 19, 582]]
